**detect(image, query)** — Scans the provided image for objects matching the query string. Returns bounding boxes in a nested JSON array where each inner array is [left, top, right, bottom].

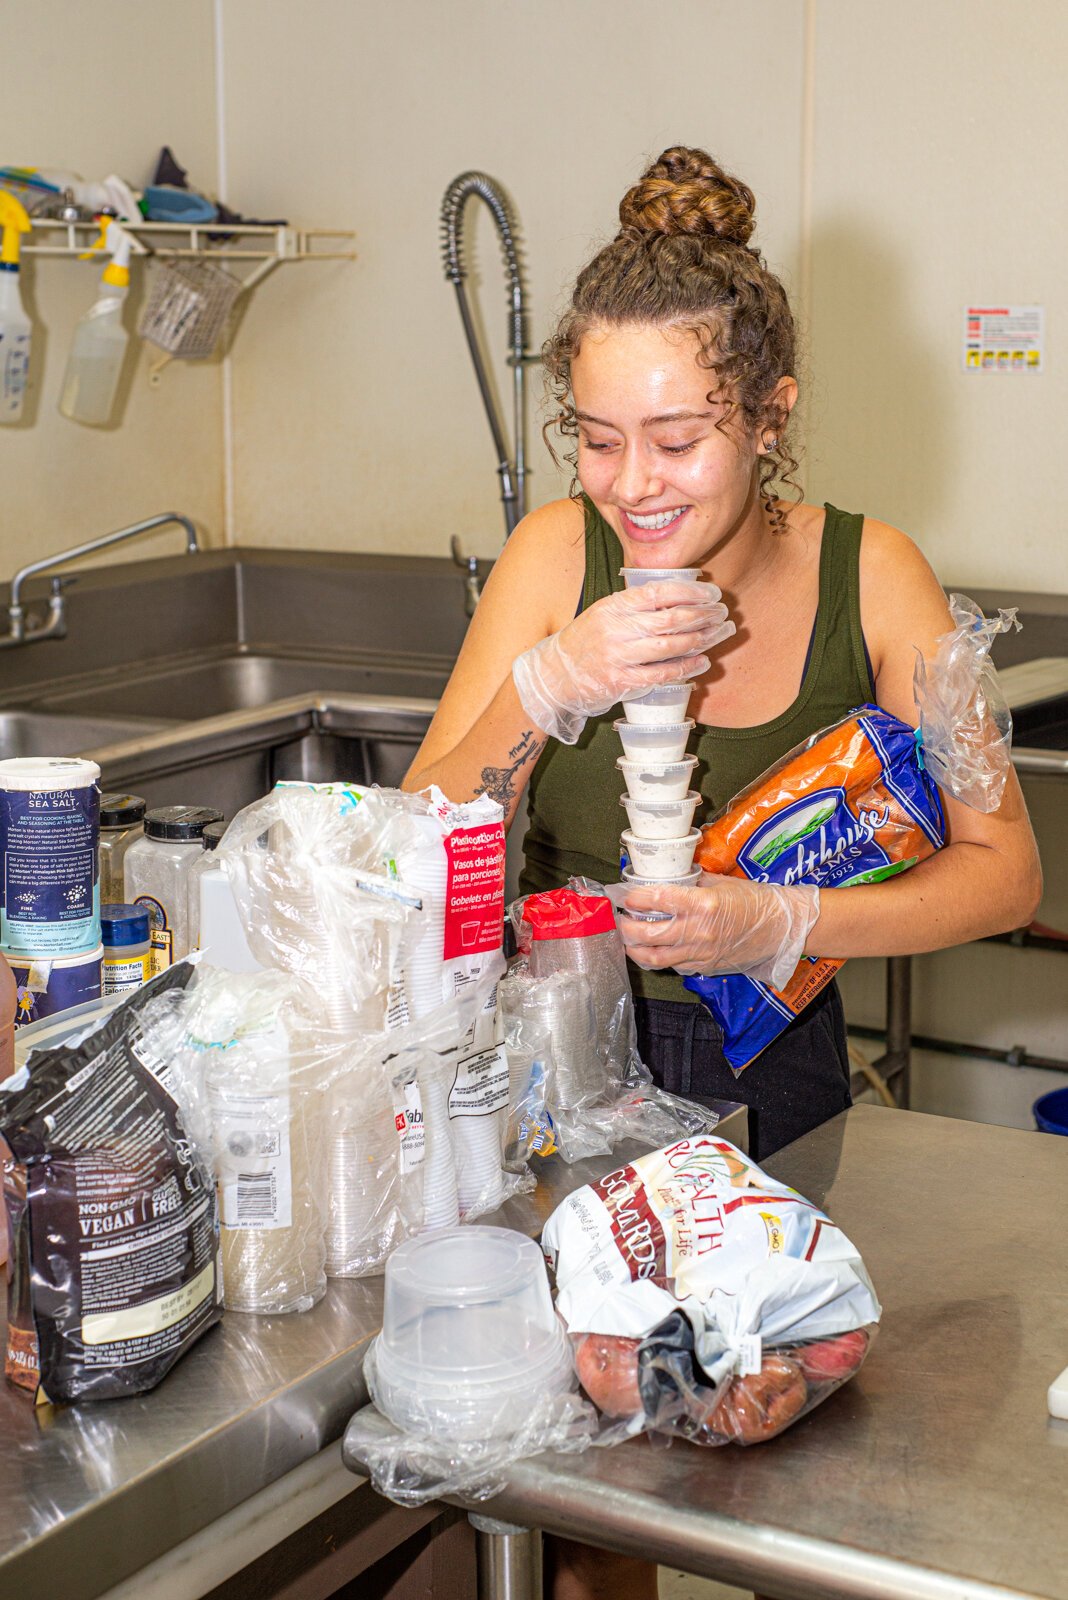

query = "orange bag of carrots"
[[684, 706, 945, 1068]]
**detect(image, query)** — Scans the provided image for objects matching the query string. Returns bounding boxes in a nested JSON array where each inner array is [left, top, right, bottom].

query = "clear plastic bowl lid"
[[378, 1226, 563, 1383]]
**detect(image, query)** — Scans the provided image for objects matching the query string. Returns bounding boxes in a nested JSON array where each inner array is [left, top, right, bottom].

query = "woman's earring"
[[761, 430, 779, 452]]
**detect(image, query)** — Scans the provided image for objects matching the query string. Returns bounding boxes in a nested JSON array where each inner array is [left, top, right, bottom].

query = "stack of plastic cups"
[[516, 969, 601, 1108], [613, 568, 706, 919], [396, 818, 449, 1023], [419, 1066, 461, 1229]]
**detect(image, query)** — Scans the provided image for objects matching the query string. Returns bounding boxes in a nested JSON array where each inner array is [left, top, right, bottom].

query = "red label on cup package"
[[442, 824, 507, 959]]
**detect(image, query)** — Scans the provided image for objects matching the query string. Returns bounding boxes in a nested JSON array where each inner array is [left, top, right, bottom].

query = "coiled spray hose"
[[440, 172, 530, 537]]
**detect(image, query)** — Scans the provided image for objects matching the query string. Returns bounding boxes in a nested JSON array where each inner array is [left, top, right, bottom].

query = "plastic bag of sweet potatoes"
[[542, 1134, 879, 1445]]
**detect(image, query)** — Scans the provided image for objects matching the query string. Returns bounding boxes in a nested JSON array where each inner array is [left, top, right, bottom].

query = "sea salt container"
[[0, 758, 101, 958], [124, 805, 223, 973]]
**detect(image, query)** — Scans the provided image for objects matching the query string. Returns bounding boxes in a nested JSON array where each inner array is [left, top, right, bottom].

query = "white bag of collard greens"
[[542, 1134, 880, 1446]]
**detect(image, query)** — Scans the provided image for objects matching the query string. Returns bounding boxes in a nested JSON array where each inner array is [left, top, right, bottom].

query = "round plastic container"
[[619, 790, 701, 840], [622, 827, 700, 880], [372, 1226, 573, 1440], [1033, 1086, 1068, 1135], [621, 864, 702, 888], [619, 566, 702, 587], [124, 805, 223, 971], [613, 719, 693, 764], [0, 757, 101, 958], [616, 754, 699, 802], [621, 683, 693, 725], [100, 903, 151, 995]]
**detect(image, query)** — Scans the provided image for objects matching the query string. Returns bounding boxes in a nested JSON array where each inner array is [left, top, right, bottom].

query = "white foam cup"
[[620, 566, 702, 587], [619, 790, 701, 840], [616, 755, 698, 803], [621, 828, 700, 879], [621, 682, 694, 725], [613, 719, 693, 764]]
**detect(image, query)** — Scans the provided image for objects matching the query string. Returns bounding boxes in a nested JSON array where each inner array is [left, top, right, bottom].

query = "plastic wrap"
[[138, 966, 327, 1315], [507, 885, 719, 1159], [914, 593, 1020, 812], [212, 783, 523, 1278], [688, 706, 945, 1069], [345, 1226, 596, 1506], [543, 1135, 880, 1447]]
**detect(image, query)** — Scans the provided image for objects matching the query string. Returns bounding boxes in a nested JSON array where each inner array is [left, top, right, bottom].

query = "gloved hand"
[[620, 876, 820, 990], [513, 581, 734, 744]]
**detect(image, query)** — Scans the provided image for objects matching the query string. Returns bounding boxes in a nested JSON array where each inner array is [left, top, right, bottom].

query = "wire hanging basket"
[[138, 257, 243, 359]]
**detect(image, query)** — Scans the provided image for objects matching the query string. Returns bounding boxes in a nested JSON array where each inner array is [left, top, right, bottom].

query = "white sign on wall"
[[963, 305, 1044, 372]]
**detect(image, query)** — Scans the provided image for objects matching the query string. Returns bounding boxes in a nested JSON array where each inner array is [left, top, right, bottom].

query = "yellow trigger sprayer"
[[0, 192, 32, 424], [59, 218, 133, 427]]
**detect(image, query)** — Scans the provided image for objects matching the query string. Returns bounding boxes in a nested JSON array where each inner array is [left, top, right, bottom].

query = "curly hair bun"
[[618, 146, 757, 246]]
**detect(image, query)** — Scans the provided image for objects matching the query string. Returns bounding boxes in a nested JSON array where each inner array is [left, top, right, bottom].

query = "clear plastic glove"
[[513, 581, 734, 744], [620, 876, 820, 991], [914, 593, 1020, 813]]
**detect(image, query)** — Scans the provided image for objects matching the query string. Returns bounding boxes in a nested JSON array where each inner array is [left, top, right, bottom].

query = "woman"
[[404, 147, 1041, 1599]]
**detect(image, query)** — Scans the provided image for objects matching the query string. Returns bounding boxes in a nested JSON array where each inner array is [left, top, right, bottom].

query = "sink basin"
[[0, 711, 165, 762], [32, 653, 451, 721]]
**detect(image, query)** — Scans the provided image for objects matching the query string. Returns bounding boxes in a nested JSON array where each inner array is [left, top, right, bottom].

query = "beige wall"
[[0, 0, 225, 577], [805, 0, 1068, 593], [220, 0, 806, 558]]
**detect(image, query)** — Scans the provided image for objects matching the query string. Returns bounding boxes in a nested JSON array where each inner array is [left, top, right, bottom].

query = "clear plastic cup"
[[621, 682, 693, 725], [620, 567, 702, 586], [621, 864, 702, 888], [373, 1226, 572, 1438], [619, 790, 701, 840], [616, 755, 698, 802], [621, 827, 700, 879], [613, 719, 693, 764]]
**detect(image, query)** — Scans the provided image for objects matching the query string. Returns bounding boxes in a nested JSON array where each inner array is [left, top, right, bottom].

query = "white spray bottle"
[[59, 220, 133, 426], [0, 192, 32, 424]]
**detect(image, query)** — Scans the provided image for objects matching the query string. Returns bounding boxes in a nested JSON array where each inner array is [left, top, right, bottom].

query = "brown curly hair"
[[543, 146, 801, 528]]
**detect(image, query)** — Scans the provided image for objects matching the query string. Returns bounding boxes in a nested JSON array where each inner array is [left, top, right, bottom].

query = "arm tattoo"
[[479, 729, 545, 809]]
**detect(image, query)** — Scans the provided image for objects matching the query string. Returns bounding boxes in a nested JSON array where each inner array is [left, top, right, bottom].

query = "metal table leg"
[[872, 954, 912, 1107], [468, 1512, 542, 1600]]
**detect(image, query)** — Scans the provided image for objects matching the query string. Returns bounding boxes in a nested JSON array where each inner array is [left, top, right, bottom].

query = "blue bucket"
[[1033, 1086, 1068, 1135]]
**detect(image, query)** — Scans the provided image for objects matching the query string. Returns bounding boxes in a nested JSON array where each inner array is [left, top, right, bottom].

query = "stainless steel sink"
[[33, 652, 451, 721], [0, 710, 165, 761]]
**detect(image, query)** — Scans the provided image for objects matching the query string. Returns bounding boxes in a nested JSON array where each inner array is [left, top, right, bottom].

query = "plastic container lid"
[[144, 805, 224, 842], [619, 790, 700, 815], [100, 903, 150, 946], [100, 792, 147, 828], [619, 566, 703, 586], [201, 819, 228, 851], [0, 757, 100, 791]]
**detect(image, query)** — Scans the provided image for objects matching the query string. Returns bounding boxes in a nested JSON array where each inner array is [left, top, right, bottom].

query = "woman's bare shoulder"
[[480, 496, 587, 630], [858, 516, 953, 717]]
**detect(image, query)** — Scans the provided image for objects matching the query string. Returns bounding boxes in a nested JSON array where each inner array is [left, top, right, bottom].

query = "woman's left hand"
[[620, 877, 821, 990]]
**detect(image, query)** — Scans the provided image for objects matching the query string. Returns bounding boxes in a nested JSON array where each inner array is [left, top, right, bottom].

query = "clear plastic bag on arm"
[[914, 592, 1021, 812], [543, 1134, 881, 1448]]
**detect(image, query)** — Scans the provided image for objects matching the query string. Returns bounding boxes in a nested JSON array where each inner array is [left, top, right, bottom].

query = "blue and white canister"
[[0, 757, 101, 958]]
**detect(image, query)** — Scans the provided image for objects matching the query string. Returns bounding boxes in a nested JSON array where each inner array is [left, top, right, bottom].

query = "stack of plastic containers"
[[368, 1226, 574, 1441], [613, 569, 704, 897]]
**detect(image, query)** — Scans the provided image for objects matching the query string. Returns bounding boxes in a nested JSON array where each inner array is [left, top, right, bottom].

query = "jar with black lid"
[[123, 806, 224, 972]]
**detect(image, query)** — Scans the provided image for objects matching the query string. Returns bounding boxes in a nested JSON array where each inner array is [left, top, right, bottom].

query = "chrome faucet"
[[450, 536, 482, 617], [1, 512, 199, 648]]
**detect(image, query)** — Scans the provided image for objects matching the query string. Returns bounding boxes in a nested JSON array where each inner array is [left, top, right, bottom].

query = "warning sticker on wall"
[[963, 305, 1044, 372]]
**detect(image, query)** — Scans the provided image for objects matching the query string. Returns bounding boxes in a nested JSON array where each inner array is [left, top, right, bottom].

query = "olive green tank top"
[[519, 498, 876, 1003]]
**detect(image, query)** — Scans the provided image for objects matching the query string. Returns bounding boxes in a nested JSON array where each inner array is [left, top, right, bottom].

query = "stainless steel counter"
[[0, 1106, 747, 1600], [424, 1105, 1067, 1600]]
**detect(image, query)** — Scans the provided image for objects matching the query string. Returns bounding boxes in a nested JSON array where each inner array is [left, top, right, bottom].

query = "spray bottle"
[[59, 220, 133, 427], [0, 192, 32, 424]]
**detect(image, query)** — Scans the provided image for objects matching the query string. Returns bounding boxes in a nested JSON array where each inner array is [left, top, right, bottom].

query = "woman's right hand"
[[512, 579, 734, 743]]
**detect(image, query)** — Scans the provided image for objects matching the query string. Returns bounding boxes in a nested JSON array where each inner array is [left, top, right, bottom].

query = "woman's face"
[[570, 322, 777, 569]]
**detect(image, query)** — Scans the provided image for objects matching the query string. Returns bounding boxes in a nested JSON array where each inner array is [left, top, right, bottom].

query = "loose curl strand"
[[542, 147, 802, 532]]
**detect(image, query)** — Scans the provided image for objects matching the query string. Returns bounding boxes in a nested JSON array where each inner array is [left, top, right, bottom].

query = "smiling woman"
[[402, 142, 1040, 1600]]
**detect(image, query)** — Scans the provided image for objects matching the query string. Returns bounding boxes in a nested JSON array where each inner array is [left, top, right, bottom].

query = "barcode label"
[[235, 1170, 277, 1224]]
